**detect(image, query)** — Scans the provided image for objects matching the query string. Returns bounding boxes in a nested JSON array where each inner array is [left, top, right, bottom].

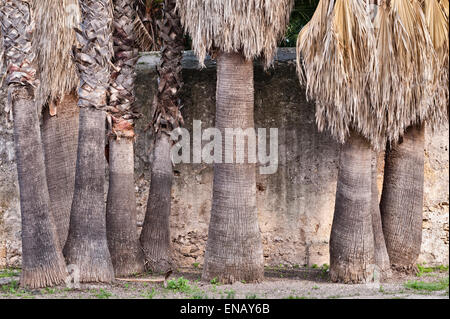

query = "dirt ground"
[[0, 265, 448, 299]]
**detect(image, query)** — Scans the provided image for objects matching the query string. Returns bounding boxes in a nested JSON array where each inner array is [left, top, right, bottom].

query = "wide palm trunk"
[[106, 0, 144, 277], [380, 124, 425, 271], [330, 131, 375, 283], [371, 153, 391, 279], [0, 0, 68, 288], [42, 94, 79, 248], [63, 0, 115, 283], [202, 52, 264, 284], [140, 0, 184, 274]]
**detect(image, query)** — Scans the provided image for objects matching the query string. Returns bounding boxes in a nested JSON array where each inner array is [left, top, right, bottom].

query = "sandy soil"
[[0, 266, 448, 299]]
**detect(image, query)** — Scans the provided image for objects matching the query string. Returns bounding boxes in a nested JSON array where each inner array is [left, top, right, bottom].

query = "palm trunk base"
[[42, 93, 79, 248], [140, 134, 173, 274], [64, 107, 114, 283], [371, 154, 391, 280], [202, 260, 265, 285], [380, 124, 425, 269], [330, 131, 375, 284], [106, 138, 144, 277], [11, 85, 69, 289]]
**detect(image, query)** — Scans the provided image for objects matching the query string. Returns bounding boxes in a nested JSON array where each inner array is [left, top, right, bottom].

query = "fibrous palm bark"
[[140, 0, 184, 274], [177, 0, 293, 283], [63, 0, 115, 283], [380, 124, 425, 271], [106, 0, 144, 277], [330, 131, 375, 283], [34, 0, 81, 248], [202, 52, 264, 283], [0, 0, 68, 288], [371, 153, 391, 279]]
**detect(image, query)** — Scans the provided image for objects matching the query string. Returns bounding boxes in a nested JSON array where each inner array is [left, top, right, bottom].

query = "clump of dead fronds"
[[176, 0, 294, 67], [297, 0, 380, 148], [32, 0, 80, 115]]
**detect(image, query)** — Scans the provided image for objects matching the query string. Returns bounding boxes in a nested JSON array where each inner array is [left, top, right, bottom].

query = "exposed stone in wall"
[[0, 49, 448, 269]]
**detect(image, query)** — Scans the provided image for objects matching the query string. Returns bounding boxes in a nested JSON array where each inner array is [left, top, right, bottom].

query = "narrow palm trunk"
[[140, 0, 184, 273], [11, 86, 68, 288], [1, 0, 68, 289], [380, 124, 425, 271], [63, 108, 114, 282], [371, 153, 391, 279], [330, 131, 375, 283], [140, 133, 173, 273], [202, 52, 264, 284], [106, 138, 144, 276], [42, 93, 79, 248]]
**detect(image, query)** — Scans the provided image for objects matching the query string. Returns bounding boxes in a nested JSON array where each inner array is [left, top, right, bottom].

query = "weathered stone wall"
[[0, 49, 448, 269]]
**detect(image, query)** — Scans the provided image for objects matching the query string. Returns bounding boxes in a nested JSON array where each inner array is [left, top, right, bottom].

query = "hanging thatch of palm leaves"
[[134, 0, 163, 51], [176, 0, 294, 67], [32, 0, 80, 115], [297, 0, 380, 148]]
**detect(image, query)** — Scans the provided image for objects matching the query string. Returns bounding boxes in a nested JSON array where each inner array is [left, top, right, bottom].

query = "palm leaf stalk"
[[0, 0, 68, 288], [33, 0, 81, 249], [177, 0, 294, 284], [63, 0, 115, 283], [140, 0, 184, 274], [105, 0, 145, 277]]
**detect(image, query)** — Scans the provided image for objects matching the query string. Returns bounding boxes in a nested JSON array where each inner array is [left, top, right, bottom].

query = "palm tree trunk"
[[1, 0, 68, 289], [140, 0, 184, 273], [371, 153, 391, 279], [105, 0, 144, 277], [42, 93, 79, 248], [330, 130, 375, 283], [11, 86, 69, 289], [202, 52, 264, 284], [63, 0, 115, 283], [140, 133, 173, 273], [63, 108, 114, 282], [380, 124, 425, 271], [106, 137, 144, 276]]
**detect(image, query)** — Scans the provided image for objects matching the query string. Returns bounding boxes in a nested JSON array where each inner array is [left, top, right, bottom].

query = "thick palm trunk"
[[140, 134, 173, 273], [1, 0, 68, 289], [330, 131, 375, 283], [11, 86, 68, 288], [63, 0, 114, 283], [380, 124, 425, 271], [64, 108, 114, 282], [202, 52, 264, 284], [106, 138, 144, 276], [140, 0, 184, 273], [371, 153, 391, 279], [42, 93, 79, 248]]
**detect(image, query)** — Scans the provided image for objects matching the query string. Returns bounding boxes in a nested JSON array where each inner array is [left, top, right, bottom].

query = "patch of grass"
[[285, 295, 307, 299], [1, 279, 19, 294], [379, 285, 385, 293], [166, 277, 192, 293], [404, 277, 449, 292], [312, 285, 319, 290], [210, 277, 219, 285], [141, 288, 157, 299], [246, 294, 258, 299], [0, 268, 21, 278], [41, 287, 56, 295], [190, 291, 208, 299], [293, 264, 300, 269], [328, 295, 342, 299], [93, 288, 113, 299], [224, 289, 236, 299], [192, 262, 200, 269], [311, 264, 318, 269], [416, 264, 449, 277]]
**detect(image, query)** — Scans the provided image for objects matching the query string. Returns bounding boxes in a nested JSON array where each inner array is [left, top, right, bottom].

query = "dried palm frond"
[[440, 0, 449, 18], [133, 14, 155, 51], [32, 0, 80, 115], [298, 0, 380, 147], [373, 0, 437, 145], [424, 0, 449, 121], [176, 0, 294, 67]]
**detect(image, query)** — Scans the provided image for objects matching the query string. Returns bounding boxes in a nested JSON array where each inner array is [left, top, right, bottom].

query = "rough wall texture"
[[0, 49, 448, 269]]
